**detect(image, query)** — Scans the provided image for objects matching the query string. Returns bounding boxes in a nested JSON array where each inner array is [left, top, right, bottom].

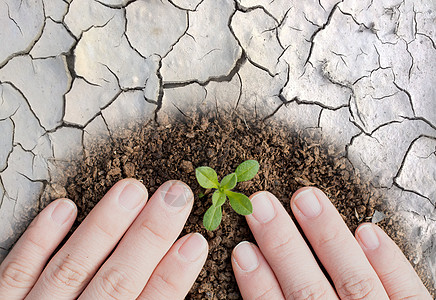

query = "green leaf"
[[225, 191, 253, 215], [220, 173, 237, 190], [203, 205, 222, 231], [212, 190, 226, 206], [235, 160, 259, 182], [195, 166, 219, 189], [198, 192, 205, 199]]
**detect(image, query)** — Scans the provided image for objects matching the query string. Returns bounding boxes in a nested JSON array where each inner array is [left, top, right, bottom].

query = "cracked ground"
[[0, 0, 435, 289]]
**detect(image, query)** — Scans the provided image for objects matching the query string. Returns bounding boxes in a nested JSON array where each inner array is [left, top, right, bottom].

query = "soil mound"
[[56, 115, 432, 298]]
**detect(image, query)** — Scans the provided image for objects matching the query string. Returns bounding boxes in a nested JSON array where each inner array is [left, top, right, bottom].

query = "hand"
[[0, 179, 208, 299], [231, 187, 432, 299]]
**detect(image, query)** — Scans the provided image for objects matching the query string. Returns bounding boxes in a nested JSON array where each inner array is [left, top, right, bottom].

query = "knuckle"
[[315, 228, 342, 250], [0, 260, 35, 289], [152, 272, 179, 292], [254, 286, 278, 300], [98, 267, 136, 299], [390, 293, 421, 300], [142, 272, 179, 299], [337, 272, 378, 299], [48, 255, 89, 289], [139, 219, 169, 245], [267, 234, 294, 257], [26, 231, 50, 255], [93, 221, 116, 240], [285, 281, 330, 300]]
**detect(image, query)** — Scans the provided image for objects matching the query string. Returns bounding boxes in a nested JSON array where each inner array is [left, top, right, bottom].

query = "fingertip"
[[248, 191, 277, 224], [178, 233, 208, 262], [50, 198, 77, 226], [232, 241, 260, 273], [290, 187, 313, 202], [249, 190, 271, 201], [118, 178, 149, 199], [55, 198, 77, 210]]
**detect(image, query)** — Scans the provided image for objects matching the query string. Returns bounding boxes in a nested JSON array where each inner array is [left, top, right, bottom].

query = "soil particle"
[[53, 114, 434, 299]]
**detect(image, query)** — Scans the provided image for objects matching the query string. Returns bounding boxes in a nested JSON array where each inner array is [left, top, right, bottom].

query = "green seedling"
[[195, 160, 260, 231]]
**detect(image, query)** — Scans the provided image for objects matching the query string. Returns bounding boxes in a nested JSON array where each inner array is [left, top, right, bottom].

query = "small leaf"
[[225, 191, 253, 215], [195, 166, 219, 189], [220, 173, 237, 190], [235, 160, 259, 182], [203, 205, 222, 231], [198, 192, 205, 199], [212, 190, 226, 206]]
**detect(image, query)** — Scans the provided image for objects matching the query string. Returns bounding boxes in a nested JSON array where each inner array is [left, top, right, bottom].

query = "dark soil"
[[53, 114, 434, 298]]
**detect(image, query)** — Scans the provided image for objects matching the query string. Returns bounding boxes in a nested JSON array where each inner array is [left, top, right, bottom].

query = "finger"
[[80, 180, 194, 299], [245, 191, 338, 299], [27, 179, 148, 299], [355, 223, 432, 299], [0, 199, 76, 299], [291, 187, 389, 299], [232, 241, 285, 299], [138, 233, 208, 300]]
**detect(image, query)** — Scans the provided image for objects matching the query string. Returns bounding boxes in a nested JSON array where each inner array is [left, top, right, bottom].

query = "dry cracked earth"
[[0, 0, 435, 289]]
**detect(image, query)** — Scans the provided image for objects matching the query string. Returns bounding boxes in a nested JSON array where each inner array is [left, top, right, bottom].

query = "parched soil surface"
[[54, 114, 434, 298]]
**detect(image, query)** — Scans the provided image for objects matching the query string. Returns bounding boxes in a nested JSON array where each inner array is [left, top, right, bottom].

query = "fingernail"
[[293, 188, 322, 218], [233, 242, 259, 272], [119, 182, 146, 210], [357, 224, 380, 250], [161, 181, 192, 208], [179, 233, 207, 262], [51, 199, 76, 225], [251, 192, 276, 223]]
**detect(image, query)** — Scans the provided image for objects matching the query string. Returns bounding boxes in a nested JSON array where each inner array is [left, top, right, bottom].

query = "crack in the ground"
[[372, 92, 399, 101], [153, 56, 164, 125], [339, 7, 378, 35], [167, 0, 205, 12], [368, 119, 404, 136], [305, 2, 342, 66], [94, 0, 137, 9], [159, 10, 190, 60], [14, 144, 39, 180], [416, 33, 436, 51], [232, 72, 243, 113], [262, 96, 294, 121], [393, 81, 416, 117], [27, 17, 78, 61], [319, 60, 354, 92], [235, 1, 280, 24], [0, 173, 15, 208], [99, 112, 114, 142], [393, 181, 435, 207], [295, 97, 349, 111], [276, 61, 290, 104], [400, 116, 436, 132], [0, 126, 14, 174], [403, 40, 414, 80], [0, 17, 45, 69], [163, 51, 247, 88], [6, 3, 23, 36], [62, 63, 125, 129], [261, 7, 291, 52], [229, 4, 279, 77], [1, 81, 47, 131]]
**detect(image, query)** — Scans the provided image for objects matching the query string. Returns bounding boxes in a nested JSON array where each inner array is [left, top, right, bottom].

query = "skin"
[[0, 179, 431, 299]]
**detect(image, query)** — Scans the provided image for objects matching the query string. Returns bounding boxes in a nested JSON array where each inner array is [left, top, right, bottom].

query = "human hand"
[[0, 179, 208, 299], [231, 187, 432, 299]]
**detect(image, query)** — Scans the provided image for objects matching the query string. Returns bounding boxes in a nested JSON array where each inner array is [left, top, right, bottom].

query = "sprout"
[[195, 160, 259, 231]]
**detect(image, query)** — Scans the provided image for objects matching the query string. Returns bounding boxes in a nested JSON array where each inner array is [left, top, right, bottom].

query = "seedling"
[[195, 160, 260, 231]]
